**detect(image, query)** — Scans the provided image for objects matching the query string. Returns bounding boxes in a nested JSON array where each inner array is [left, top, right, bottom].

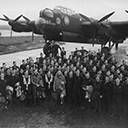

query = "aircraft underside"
[[44, 31, 105, 44], [42, 30, 125, 57]]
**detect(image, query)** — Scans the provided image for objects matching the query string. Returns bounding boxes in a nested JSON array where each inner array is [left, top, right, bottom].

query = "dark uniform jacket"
[[74, 75, 83, 90], [0, 79, 7, 96]]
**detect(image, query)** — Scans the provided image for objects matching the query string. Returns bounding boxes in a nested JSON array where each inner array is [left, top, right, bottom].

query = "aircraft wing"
[[82, 21, 128, 38], [110, 21, 128, 36]]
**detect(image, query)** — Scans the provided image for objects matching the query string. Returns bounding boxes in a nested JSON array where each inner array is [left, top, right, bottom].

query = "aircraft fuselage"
[[36, 8, 96, 43]]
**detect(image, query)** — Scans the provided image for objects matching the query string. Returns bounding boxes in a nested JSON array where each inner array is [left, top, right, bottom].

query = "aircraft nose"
[[35, 18, 46, 29]]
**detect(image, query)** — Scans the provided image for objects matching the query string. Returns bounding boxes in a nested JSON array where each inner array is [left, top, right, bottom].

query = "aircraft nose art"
[[35, 18, 46, 29]]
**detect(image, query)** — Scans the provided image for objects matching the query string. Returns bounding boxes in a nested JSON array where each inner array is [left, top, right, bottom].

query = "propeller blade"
[[79, 13, 91, 22], [98, 11, 115, 23], [125, 10, 128, 13], [22, 15, 31, 23], [3, 15, 10, 21], [14, 14, 22, 22], [0, 18, 8, 21]]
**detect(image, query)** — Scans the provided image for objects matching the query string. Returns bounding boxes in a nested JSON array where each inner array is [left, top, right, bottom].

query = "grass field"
[[0, 36, 44, 55]]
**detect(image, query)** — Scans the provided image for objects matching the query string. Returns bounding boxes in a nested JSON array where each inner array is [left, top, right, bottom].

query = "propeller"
[[13, 15, 23, 22], [0, 15, 9, 21], [80, 11, 115, 44], [79, 13, 91, 22], [22, 15, 31, 22], [125, 10, 128, 13], [0, 14, 22, 37], [22, 15, 34, 42], [98, 11, 115, 23]]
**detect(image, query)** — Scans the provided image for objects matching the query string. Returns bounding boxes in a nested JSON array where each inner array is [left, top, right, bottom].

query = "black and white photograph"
[[0, 0, 128, 127]]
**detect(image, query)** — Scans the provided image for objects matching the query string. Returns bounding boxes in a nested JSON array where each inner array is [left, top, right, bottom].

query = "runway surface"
[[0, 43, 101, 66]]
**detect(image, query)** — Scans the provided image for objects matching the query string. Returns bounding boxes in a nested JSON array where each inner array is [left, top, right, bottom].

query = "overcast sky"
[[0, 0, 128, 25]]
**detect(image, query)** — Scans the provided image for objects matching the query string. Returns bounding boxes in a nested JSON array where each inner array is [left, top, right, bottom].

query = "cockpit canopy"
[[39, 8, 54, 18], [39, 6, 77, 18], [53, 6, 76, 16]]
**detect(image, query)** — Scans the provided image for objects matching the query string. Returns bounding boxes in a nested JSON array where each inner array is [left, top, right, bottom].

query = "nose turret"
[[39, 8, 54, 19]]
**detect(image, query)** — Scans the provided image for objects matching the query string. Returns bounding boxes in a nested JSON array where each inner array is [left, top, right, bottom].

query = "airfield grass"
[[0, 36, 44, 55]]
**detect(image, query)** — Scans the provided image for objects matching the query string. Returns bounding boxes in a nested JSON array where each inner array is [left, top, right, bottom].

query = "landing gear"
[[115, 43, 118, 51], [101, 40, 119, 57], [106, 40, 119, 51], [109, 41, 111, 48], [43, 40, 61, 57], [43, 41, 51, 57]]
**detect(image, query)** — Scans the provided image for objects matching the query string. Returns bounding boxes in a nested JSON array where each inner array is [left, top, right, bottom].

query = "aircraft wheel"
[[43, 43, 51, 57], [51, 43, 61, 57]]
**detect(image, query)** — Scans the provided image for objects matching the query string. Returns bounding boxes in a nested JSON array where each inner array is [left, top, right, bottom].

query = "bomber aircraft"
[[33, 6, 128, 54], [1, 6, 128, 56]]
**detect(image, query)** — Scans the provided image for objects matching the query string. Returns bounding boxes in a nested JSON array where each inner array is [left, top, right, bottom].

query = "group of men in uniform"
[[0, 45, 127, 119]]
